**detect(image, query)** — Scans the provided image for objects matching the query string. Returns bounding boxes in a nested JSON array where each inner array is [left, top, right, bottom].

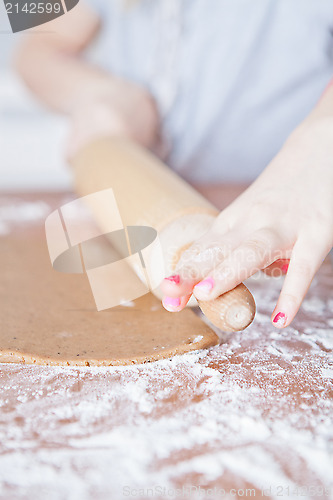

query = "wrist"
[[68, 73, 120, 115], [66, 73, 160, 155]]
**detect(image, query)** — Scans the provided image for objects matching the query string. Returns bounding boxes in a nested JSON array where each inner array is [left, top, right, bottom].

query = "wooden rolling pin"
[[71, 137, 256, 332]]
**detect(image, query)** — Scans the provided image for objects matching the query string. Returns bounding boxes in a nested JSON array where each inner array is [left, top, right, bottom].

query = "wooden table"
[[0, 190, 332, 499]]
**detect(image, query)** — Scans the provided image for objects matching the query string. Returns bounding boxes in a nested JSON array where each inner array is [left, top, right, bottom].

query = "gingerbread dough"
[[0, 226, 218, 366]]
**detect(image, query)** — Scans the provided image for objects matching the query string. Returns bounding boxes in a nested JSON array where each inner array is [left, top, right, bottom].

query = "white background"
[[0, 2, 72, 191]]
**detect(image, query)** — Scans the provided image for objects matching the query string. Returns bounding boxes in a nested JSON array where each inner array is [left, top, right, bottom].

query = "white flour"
[[0, 199, 50, 234], [0, 198, 333, 500]]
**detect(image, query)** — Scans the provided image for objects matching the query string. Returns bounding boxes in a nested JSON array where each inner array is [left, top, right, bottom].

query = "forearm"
[[13, 26, 159, 155], [262, 77, 333, 182], [13, 2, 104, 115], [13, 38, 111, 114], [284, 78, 333, 147]]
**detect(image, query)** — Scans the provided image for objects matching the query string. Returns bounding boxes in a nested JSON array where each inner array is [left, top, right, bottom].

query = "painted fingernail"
[[164, 274, 180, 285], [194, 277, 215, 293], [273, 312, 286, 327], [162, 296, 181, 311], [281, 263, 289, 274]]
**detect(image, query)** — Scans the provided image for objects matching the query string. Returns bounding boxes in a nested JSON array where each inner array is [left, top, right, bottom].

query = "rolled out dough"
[[0, 227, 218, 366]]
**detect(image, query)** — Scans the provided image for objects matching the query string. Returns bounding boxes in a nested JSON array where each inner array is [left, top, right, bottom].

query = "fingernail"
[[194, 277, 215, 293], [281, 263, 289, 274], [273, 312, 286, 327], [164, 274, 180, 285], [163, 296, 181, 311]]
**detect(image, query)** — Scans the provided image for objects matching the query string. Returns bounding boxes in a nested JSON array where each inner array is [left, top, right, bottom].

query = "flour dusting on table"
[[0, 197, 332, 499], [1, 265, 333, 499]]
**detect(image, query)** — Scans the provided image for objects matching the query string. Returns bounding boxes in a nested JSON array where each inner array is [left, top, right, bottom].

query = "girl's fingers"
[[160, 230, 238, 298], [160, 274, 196, 298], [271, 238, 329, 328], [192, 228, 282, 301], [162, 293, 192, 312]]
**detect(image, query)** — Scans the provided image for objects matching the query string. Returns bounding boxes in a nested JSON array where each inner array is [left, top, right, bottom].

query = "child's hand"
[[161, 116, 333, 328], [66, 76, 161, 158]]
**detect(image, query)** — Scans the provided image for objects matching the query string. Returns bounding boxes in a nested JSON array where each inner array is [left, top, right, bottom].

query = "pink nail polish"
[[281, 263, 289, 274], [164, 275, 180, 285], [194, 277, 215, 293], [273, 312, 286, 327], [163, 296, 181, 311]]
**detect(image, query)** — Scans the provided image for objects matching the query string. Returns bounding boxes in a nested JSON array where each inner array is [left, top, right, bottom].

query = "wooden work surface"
[[0, 189, 333, 498], [0, 219, 217, 366]]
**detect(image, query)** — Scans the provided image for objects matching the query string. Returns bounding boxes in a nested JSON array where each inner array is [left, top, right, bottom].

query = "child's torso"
[[88, 0, 333, 182]]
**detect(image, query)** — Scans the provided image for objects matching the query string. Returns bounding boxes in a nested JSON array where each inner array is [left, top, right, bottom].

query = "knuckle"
[[238, 228, 282, 265], [215, 265, 236, 282], [237, 238, 269, 265]]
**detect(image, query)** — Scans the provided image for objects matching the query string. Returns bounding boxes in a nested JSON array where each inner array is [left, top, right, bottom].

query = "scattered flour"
[[321, 367, 333, 379], [192, 335, 204, 343], [120, 300, 135, 308], [0, 197, 333, 499], [0, 199, 50, 234]]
